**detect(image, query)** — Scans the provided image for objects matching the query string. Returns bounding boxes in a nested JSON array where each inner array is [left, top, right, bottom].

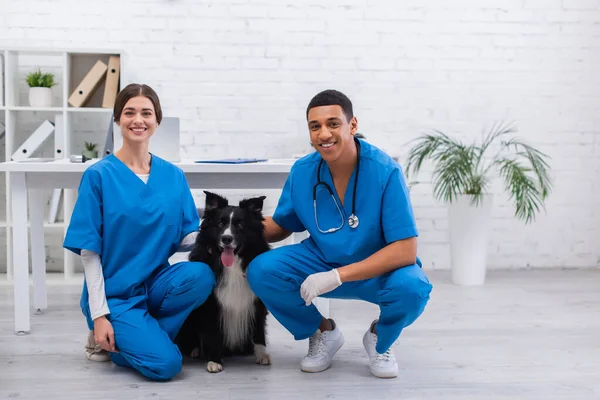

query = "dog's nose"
[[221, 235, 233, 245]]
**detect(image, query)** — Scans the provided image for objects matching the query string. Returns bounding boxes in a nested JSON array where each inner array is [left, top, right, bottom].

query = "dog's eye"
[[218, 222, 225, 228], [236, 222, 244, 229]]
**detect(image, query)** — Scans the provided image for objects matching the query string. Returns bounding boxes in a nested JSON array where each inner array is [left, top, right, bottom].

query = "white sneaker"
[[300, 319, 344, 373], [362, 320, 399, 378], [84, 330, 111, 362]]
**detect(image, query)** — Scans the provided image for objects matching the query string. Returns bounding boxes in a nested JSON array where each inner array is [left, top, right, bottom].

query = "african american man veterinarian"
[[247, 89, 433, 379]]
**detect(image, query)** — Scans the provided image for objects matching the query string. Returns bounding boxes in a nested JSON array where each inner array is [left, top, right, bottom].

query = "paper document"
[[194, 158, 268, 164]]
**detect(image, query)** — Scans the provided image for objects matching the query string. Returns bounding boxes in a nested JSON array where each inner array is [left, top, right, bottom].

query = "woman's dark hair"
[[113, 83, 163, 124]]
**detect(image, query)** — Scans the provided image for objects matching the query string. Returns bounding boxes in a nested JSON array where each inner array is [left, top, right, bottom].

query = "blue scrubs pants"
[[84, 261, 215, 381], [247, 243, 432, 354]]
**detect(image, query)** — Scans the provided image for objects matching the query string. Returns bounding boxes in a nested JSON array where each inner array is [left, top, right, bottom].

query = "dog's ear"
[[203, 191, 228, 212], [239, 195, 266, 213]]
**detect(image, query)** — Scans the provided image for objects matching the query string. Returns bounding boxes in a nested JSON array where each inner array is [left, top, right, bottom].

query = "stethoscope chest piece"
[[348, 214, 359, 229]]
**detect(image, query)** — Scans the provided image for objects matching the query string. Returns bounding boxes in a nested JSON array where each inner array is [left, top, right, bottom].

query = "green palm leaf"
[[405, 130, 465, 178], [479, 121, 517, 157], [498, 138, 552, 199], [494, 158, 545, 223], [431, 144, 476, 204]]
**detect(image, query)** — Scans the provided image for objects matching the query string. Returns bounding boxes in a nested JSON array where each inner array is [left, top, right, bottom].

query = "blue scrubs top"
[[63, 153, 200, 320], [273, 139, 419, 267]]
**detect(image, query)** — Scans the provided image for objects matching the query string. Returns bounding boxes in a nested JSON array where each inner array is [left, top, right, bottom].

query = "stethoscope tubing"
[[313, 137, 360, 232]]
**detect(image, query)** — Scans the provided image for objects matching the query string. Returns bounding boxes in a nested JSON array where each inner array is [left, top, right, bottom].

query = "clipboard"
[[194, 158, 268, 164]]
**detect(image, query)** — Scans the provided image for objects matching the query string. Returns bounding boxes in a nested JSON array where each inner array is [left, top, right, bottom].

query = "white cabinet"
[[0, 47, 125, 278]]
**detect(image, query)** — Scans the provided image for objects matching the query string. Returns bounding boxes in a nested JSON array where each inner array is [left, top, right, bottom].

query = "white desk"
[[0, 158, 329, 334]]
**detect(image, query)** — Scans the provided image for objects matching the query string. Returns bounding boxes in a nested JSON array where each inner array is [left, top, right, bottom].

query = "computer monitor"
[[104, 116, 181, 162]]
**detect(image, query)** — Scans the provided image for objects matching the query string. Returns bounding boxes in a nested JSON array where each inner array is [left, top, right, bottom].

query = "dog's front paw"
[[206, 361, 224, 373], [254, 344, 271, 365], [190, 348, 201, 358], [256, 353, 271, 365]]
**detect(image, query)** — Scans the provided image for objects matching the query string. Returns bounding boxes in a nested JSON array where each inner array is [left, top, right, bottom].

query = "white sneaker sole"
[[85, 348, 111, 362], [369, 366, 399, 379], [300, 335, 345, 373]]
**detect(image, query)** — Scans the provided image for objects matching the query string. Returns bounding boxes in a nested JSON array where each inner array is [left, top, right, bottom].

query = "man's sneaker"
[[84, 330, 111, 362], [362, 320, 399, 378], [300, 319, 344, 373]]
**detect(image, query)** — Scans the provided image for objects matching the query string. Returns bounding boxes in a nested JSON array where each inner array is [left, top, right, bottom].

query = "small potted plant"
[[26, 68, 57, 107], [83, 142, 98, 159], [405, 122, 552, 285]]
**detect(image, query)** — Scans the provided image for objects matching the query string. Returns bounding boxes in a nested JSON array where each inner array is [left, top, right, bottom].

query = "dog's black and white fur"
[[176, 191, 271, 373]]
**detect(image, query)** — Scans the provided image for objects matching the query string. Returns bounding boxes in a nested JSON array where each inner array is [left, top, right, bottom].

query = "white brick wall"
[[1, 0, 599, 271]]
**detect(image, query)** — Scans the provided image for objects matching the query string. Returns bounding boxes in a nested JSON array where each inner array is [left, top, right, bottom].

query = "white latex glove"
[[300, 269, 342, 306]]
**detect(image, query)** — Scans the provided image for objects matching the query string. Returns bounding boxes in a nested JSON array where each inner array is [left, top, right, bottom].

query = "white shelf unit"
[[1, 47, 125, 280]]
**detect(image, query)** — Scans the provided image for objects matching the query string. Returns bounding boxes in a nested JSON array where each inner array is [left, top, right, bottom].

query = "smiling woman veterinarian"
[[63, 83, 215, 381], [247, 89, 433, 379]]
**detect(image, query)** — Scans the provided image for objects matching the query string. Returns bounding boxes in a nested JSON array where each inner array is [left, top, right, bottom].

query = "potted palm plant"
[[26, 68, 57, 107], [405, 122, 552, 285]]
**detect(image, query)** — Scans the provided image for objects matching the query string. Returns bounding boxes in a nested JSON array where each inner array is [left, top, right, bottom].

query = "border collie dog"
[[176, 191, 271, 373]]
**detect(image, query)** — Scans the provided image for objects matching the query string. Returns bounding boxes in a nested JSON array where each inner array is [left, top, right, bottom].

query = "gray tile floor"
[[1, 268, 599, 399]]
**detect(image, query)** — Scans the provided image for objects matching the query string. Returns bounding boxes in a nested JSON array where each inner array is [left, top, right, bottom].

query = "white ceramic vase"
[[28, 87, 53, 108], [447, 194, 493, 285]]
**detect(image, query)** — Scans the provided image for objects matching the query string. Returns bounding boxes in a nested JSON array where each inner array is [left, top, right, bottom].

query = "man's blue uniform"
[[248, 139, 432, 353]]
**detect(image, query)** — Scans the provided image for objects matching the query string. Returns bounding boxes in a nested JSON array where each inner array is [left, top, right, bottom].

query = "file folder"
[[53, 113, 65, 159], [102, 55, 120, 108], [102, 113, 114, 157], [194, 158, 268, 164], [48, 189, 62, 224], [11, 120, 55, 161], [68, 60, 108, 107]]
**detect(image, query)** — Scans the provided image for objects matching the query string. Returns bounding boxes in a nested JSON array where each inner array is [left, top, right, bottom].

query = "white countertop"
[[0, 158, 297, 173]]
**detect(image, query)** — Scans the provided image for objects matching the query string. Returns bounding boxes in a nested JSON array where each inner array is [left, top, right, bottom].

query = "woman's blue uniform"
[[247, 139, 432, 354], [64, 154, 215, 380]]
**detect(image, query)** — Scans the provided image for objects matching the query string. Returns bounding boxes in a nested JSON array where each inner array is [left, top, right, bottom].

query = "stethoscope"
[[313, 138, 360, 234]]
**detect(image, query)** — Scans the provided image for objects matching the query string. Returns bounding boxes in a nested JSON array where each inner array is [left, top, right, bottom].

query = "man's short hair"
[[306, 89, 354, 122]]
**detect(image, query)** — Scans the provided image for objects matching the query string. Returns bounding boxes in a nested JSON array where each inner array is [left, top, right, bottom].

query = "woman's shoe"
[[84, 330, 111, 362]]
